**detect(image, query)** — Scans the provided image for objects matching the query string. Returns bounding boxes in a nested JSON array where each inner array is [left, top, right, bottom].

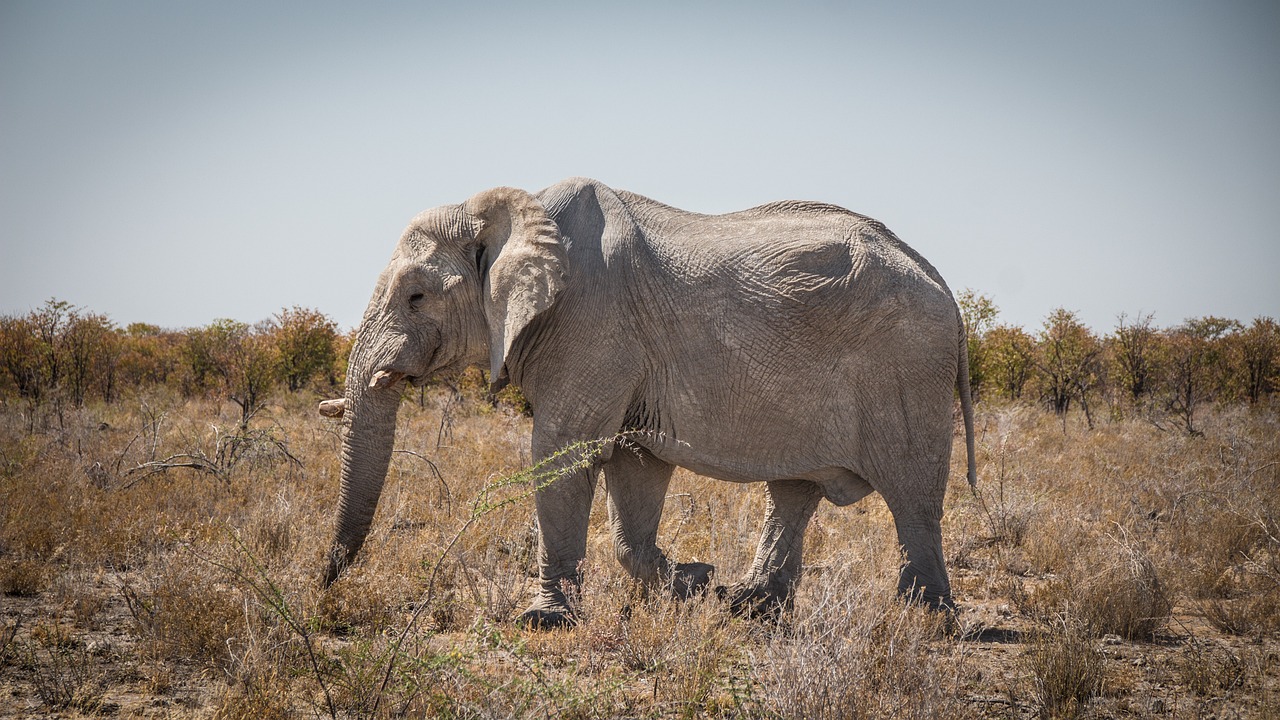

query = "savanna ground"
[[1, 385, 1278, 718]]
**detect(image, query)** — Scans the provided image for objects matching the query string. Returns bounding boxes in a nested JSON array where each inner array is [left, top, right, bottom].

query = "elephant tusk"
[[368, 369, 406, 390], [318, 398, 348, 418]]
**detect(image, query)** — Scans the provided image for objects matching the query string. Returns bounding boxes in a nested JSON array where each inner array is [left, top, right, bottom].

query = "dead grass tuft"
[[120, 555, 249, 670], [1021, 617, 1105, 719], [738, 562, 972, 720], [1198, 593, 1280, 637], [18, 623, 107, 711], [1, 558, 49, 596], [1074, 539, 1172, 640], [1014, 539, 1171, 641], [1176, 639, 1250, 697]]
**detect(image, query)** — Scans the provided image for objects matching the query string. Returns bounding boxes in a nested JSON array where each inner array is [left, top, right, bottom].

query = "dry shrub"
[[18, 623, 106, 711], [1, 385, 1276, 716], [387, 624, 631, 719], [121, 556, 248, 670], [449, 505, 537, 626], [1, 558, 48, 596], [210, 596, 316, 720], [604, 591, 738, 714], [1020, 509, 1085, 576], [973, 455, 1039, 549], [1021, 618, 1105, 719], [454, 543, 534, 625], [52, 569, 109, 630], [1018, 537, 1170, 641], [1074, 541, 1171, 640], [1160, 420, 1280, 637], [1175, 639, 1249, 696], [214, 663, 299, 720], [315, 567, 409, 635], [244, 493, 299, 567], [0, 617, 18, 661], [1198, 593, 1280, 637], [1171, 494, 1268, 599], [322, 637, 400, 717], [739, 565, 971, 720]]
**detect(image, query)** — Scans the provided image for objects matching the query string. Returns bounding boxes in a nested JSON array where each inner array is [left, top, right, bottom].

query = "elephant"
[[319, 177, 977, 628]]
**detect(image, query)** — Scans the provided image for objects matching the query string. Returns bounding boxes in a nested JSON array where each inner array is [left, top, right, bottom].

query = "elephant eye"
[[408, 292, 425, 305]]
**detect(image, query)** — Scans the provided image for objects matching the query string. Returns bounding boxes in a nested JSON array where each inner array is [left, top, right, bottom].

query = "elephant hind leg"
[[877, 463, 954, 611], [890, 511, 954, 612], [861, 395, 956, 612], [717, 479, 823, 619], [604, 446, 714, 599]]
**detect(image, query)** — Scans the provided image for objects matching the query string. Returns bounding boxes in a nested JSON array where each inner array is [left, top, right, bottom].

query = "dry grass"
[[1021, 618, 1105, 719], [1, 388, 1279, 717]]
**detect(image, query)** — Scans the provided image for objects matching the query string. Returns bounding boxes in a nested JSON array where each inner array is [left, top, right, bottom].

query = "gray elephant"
[[320, 177, 976, 627]]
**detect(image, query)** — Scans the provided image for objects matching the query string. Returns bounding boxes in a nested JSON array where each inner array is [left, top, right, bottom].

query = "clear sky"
[[2, 1, 1277, 333]]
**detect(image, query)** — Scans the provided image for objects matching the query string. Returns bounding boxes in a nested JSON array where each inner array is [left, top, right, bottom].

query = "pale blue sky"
[[2, 1, 1277, 332]]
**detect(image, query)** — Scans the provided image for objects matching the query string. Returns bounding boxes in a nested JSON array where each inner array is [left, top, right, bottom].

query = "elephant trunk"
[[321, 342, 404, 588]]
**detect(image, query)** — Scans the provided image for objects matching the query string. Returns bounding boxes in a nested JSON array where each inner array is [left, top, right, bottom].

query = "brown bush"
[[121, 556, 249, 670], [1022, 619, 1105, 719]]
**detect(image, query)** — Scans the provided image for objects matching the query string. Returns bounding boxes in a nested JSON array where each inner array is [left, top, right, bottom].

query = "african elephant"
[[320, 177, 976, 627]]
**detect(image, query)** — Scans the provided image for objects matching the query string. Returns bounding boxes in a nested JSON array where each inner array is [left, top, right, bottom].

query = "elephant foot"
[[518, 580, 579, 631], [669, 562, 715, 600], [896, 586, 960, 635], [929, 595, 958, 616], [714, 581, 793, 621], [517, 607, 576, 630], [897, 581, 957, 615]]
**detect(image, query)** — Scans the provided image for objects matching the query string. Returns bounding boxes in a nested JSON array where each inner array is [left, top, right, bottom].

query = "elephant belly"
[[637, 423, 874, 504], [646, 443, 874, 505], [802, 466, 876, 506]]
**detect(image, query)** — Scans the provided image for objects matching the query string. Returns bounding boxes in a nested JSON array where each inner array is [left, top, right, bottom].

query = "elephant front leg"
[[519, 452, 597, 630], [717, 479, 823, 619], [605, 447, 714, 600]]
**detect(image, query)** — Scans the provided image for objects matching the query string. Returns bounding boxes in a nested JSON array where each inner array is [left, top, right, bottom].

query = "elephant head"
[[321, 187, 567, 587]]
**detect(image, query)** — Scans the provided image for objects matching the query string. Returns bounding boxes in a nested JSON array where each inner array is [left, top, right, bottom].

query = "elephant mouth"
[[369, 346, 439, 391], [412, 345, 443, 385]]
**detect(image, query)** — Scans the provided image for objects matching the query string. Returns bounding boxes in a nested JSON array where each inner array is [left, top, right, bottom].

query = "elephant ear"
[[464, 187, 568, 390]]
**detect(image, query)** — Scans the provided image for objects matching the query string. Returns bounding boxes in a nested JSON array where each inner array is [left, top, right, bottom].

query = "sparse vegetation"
[[1021, 617, 1105, 719], [1, 295, 1278, 716]]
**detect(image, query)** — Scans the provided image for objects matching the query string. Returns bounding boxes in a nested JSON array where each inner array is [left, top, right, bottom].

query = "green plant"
[[272, 306, 339, 392], [1034, 308, 1102, 425], [958, 288, 1000, 402], [1109, 312, 1161, 405], [1159, 317, 1242, 434]]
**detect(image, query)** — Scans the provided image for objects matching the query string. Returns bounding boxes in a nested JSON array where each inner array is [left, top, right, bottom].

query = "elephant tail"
[[956, 316, 978, 488]]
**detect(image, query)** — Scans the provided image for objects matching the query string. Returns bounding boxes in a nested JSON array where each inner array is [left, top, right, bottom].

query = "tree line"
[[2, 295, 1277, 435], [959, 291, 1279, 434], [0, 299, 350, 429]]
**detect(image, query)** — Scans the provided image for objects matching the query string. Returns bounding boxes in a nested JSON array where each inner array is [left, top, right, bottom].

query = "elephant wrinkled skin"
[[321, 178, 977, 627]]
